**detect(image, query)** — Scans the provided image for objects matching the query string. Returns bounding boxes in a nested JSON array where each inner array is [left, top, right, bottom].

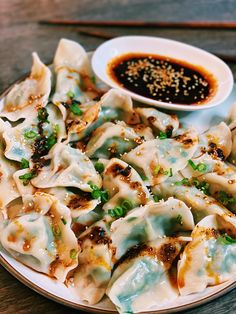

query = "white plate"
[[0, 57, 236, 314], [92, 36, 234, 111]]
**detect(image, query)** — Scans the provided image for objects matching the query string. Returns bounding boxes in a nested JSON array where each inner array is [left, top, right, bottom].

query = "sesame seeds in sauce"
[[108, 53, 217, 105]]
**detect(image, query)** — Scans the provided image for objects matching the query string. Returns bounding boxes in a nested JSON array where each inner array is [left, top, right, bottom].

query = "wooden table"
[[0, 0, 236, 313]]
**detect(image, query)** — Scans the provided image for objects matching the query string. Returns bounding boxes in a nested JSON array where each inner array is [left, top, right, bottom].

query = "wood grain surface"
[[0, 0, 236, 313]]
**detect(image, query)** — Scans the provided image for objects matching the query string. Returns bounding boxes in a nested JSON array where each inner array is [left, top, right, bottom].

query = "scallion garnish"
[[66, 90, 75, 99], [20, 158, 29, 169], [24, 130, 38, 140], [70, 249, 78, 259], [120, 199, 133, 212], [70, 101, 82, 116], [89, 182, 109, 203], [154, 165, 161, 175], [188, 160, 207, 172], [153, 195, 161, 202], [218, 191, 235, 206], [19, 171, 36, 186], [61, 217, 67, 225], [159, 131, 167, 140], [37, 107, 49, 123], [174, 178, 189, 186], [95, 162, 105, 173], [218, 234, 236, 245]]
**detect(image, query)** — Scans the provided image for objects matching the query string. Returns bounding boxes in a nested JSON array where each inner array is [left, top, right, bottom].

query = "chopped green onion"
[[54, 124, 60, 134], [19, 171, 36, 186], [70, 101, 82, 116], [188, 160, 207, 172], [61, 217, 67, 225], [163, 168, 173, 177], [46, 134, 57, 150], [91, 75, 96, 84], [66, 90, 75, 99], [37, 107, 49, 123], [108, 206, 124, 218], [174, 178, 189, 186], [153, 195, 161, 202], [176, 214, 183, 225], [197, 163, 207, 172], [188, 159, 197, 170], [218, 234, 236, 245], [89, 182, 109, 203], [121, 199, 133, 212], [159, 131, 167, 140], [52, 225, 61, 238], [24, 130, 38, 140], [154, 165, 161, 175], [95, 162, 104, 173], [140, 174, 148, 181], [91, 189, 102, 199], [70, 249, 78, 259], [218, 191, 235, 206], [20, 158, 29, 169]]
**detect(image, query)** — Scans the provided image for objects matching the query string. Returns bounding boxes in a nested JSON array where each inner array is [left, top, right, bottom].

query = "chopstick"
[[39, 19, 236, 29], [77, 29, 236, 63]]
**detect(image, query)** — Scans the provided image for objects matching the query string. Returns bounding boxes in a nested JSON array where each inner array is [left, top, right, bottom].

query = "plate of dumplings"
[[0, 38, 236, 314]]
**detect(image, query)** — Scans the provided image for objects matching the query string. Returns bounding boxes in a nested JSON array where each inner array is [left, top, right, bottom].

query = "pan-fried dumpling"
[[198, 122, 232, 160], [157, 173, 234, 223], [73, 220, 113, 304], [68, 89, 140, 142], [3, 103, 66, 162], [0, 192, 79, 282], [111, 198, 194, 260], [86, 122, 142, 159], [103, 158, 150, 211], [135, 107, 179, 137], [47, 187, 99, 219], [107, 237, 188, 314], [0, 120, 20, 208], [122, 128, 198, 185], [31, 143, 102, 191], [181, 153, 236, 212], [52, 38, 96, 108], [178, 214, 236, 295], [0, 53, 51, 121]]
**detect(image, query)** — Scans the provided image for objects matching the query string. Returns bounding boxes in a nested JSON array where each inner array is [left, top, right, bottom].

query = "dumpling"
[[0, 119, 20, 208], [102, 158, 150, 211], [122, 128, 198, 185], [157, 173, 234, 223], [0, 53, 51, 121], [180, 153, 236, 212], [31, 143, 102, 191], [47, 187, 99, 219], [107, 236, 188, 314], [198, 122, 232, 160], [86, 122, 143, 159], [178, 214, 236, 295], [111, 198, 194, 260], [68, 89, 140, 142], [73, 220, 113, 304], [52, 38, 99, 110], [3, 103, 66, 162], [135, 107, 179, 137], [0, 192, 79, 282]]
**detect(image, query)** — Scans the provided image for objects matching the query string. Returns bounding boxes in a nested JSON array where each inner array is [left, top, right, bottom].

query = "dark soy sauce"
[[108, 53, 217, 105]]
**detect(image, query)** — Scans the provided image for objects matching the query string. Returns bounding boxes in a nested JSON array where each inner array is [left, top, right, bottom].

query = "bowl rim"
[[92, 35, 234, 111]]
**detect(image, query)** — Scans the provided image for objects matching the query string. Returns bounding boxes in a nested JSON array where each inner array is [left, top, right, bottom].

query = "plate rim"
[[0, 56, 236, 314]]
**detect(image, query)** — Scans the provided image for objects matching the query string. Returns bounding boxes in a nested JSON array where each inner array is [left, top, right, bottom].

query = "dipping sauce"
[[107, 53, 217, 105]]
